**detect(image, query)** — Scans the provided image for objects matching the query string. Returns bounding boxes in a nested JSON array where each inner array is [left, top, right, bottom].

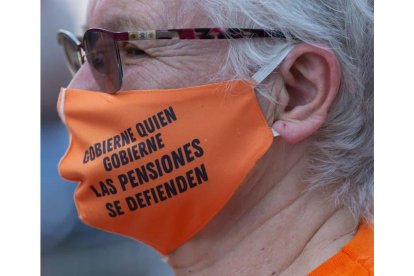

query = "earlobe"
[[272, 43, 341, 144], [272, 113, 327, 144]]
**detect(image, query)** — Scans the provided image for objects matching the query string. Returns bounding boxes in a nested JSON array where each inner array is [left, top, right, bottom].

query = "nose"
[[67, 62, 100, 91]]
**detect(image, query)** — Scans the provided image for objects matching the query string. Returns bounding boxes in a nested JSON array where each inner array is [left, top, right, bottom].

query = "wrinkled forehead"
[[86, 0, 213, 31]]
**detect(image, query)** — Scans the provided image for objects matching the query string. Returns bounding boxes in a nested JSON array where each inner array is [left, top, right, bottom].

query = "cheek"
[[67, 63, 100, 91], [120, 58, 214, 90], [119, 40, 231, 91]]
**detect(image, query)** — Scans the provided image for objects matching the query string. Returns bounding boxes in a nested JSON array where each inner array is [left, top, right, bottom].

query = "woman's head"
[[67, 0, 373, 224]]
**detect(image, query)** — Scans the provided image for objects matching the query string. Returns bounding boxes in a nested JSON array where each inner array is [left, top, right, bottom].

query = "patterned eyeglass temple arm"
[[125, 28, 289, 40]]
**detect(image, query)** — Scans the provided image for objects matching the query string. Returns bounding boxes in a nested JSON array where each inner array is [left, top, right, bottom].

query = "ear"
[[272, 43, 341, 144]]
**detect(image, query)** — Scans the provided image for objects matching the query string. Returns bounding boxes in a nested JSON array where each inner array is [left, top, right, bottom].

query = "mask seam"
[[57, 93, 79, 183], [58, 88, 67, 124]]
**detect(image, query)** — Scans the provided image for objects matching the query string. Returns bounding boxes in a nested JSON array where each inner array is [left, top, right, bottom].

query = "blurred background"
[[41, 1, 173, 275]]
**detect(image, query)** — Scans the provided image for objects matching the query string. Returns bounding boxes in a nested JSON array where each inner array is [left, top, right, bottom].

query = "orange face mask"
[[58, 78, 279, 254]]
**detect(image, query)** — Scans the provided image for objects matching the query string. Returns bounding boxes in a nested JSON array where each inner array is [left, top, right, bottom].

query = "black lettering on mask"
[[106, 200, 124, 217]]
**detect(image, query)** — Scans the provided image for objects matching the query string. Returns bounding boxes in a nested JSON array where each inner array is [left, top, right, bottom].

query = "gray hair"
[[196, 0, 374, 222]]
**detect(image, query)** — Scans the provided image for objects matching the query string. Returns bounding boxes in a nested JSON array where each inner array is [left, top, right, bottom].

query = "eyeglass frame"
[[57, 28, 290, 93]]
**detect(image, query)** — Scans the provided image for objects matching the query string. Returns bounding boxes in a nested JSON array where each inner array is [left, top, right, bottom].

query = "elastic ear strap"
[[251, 45, 294, 85], [272, 128, 280, 137], [251, 45, 293, 137]]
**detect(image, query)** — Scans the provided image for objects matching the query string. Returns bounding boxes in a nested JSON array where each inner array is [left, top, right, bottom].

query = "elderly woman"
[[57, 0, 373, 275]]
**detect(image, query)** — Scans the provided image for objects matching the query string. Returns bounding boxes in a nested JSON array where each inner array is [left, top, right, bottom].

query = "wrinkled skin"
[[68, 1, 358, 275]]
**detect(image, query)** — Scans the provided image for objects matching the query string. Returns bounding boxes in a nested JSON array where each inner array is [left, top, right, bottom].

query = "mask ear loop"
[[248, 45, 294, 137]]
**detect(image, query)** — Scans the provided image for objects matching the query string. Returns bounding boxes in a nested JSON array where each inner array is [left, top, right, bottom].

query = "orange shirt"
[[309, 223, 374, 276]]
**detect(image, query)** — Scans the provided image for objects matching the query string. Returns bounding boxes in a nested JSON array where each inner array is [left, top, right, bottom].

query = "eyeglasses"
[[58, 28, 288, 93]]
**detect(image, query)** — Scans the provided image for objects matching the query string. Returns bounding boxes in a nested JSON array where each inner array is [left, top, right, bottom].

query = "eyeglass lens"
[[83, 30, 123, 93], [58, 34, 82, 76]]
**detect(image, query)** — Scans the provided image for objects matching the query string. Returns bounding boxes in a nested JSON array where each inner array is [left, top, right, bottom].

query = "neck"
[[167, 140, 358, 275]]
